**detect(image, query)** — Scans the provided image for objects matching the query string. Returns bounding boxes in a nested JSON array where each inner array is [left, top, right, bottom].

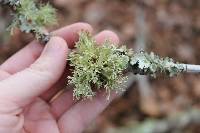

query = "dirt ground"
[[0, 0, 200, 133]]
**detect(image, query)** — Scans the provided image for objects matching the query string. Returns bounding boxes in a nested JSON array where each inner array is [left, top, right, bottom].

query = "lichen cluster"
[[130, 51, 184, 77], [69, 32, 185, 99], [1, 0, 57, 43], [68, 32, 131, 99], [0, 0, 20, 6]]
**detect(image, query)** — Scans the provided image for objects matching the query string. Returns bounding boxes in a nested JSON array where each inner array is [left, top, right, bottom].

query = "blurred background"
[[1, 0, 200, 132]]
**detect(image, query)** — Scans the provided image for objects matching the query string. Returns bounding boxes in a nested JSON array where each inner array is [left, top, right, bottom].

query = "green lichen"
[[68, 32, 185, 100], [0, 0, 20, 6], [130, 51, 184, 77], [68, 32, 131, 100], [6, 0, 57, 39]]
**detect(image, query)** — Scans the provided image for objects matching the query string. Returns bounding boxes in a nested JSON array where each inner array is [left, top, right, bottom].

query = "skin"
[[0, 23, 120, 133]]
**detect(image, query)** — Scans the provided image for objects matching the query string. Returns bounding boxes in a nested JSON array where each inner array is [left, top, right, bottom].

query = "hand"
[[0, 23, 120, 133]]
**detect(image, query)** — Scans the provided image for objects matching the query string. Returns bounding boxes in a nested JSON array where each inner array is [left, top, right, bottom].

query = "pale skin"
[[0, 23, 120, 133]]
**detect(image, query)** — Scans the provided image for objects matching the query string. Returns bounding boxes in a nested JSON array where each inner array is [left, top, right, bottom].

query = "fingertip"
[[35, 36, 68, 78], [74, 22, 93, 33], [95, 30, 120, 45], [40, 36, 68, 60], [52, 22, 93, 48], [50, 36, 68, 51]]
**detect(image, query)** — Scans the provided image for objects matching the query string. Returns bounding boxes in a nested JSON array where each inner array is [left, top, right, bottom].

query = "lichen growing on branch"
[[0, 0, 20, 6], [68, 32, 131, 99], [130, 51, 184, 77], [1, 0, 57, 43], [68, 32, 185, 99]]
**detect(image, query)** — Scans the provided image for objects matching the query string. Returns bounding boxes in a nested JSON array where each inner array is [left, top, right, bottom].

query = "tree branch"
[[0, 0, 56, 44]]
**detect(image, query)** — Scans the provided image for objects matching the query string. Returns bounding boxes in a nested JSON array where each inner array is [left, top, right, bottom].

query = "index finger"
[[0, 23, 93, 74], [57, 31, 120, 133]]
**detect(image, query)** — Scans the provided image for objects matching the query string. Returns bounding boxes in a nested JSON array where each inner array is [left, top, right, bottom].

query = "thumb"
[[0, 37, 68, 106]]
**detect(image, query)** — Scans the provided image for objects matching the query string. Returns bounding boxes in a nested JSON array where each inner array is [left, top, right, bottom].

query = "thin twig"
[[183, 64, 200, 73]]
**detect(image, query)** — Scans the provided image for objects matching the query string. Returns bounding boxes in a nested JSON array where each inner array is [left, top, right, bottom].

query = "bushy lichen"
[[68, 32, 131, 99], [130, 51, 184, 77], [1, 0, 57, 42], [9, 0, 57, 37], [68, 32, 185, 100]]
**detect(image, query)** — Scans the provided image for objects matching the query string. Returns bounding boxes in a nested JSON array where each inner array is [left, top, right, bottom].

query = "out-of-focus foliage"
[[107, 109, 200, 133]]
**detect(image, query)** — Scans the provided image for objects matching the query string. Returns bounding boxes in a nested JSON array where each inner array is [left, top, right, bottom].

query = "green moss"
[[68, 32, 131, 99]]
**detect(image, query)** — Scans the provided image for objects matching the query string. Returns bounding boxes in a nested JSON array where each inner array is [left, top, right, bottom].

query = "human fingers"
[[50, 30, 119, 120], [0, 23, 93, 75], [0, 37, 68, 107]]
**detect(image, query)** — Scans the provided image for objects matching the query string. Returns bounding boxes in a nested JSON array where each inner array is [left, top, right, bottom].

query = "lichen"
[[5, 0, 57, 40], [68, 32, 131, 100], [68, 32, 185, 100], [130, 51, 184, 77], [0, 0, 20, 6]]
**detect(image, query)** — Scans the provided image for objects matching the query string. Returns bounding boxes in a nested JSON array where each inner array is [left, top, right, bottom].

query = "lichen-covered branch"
[[0, 0, 19, 6], [130, 51, 184, 77], [0, 0, 57, 44], [68, 32, 185, 99]]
